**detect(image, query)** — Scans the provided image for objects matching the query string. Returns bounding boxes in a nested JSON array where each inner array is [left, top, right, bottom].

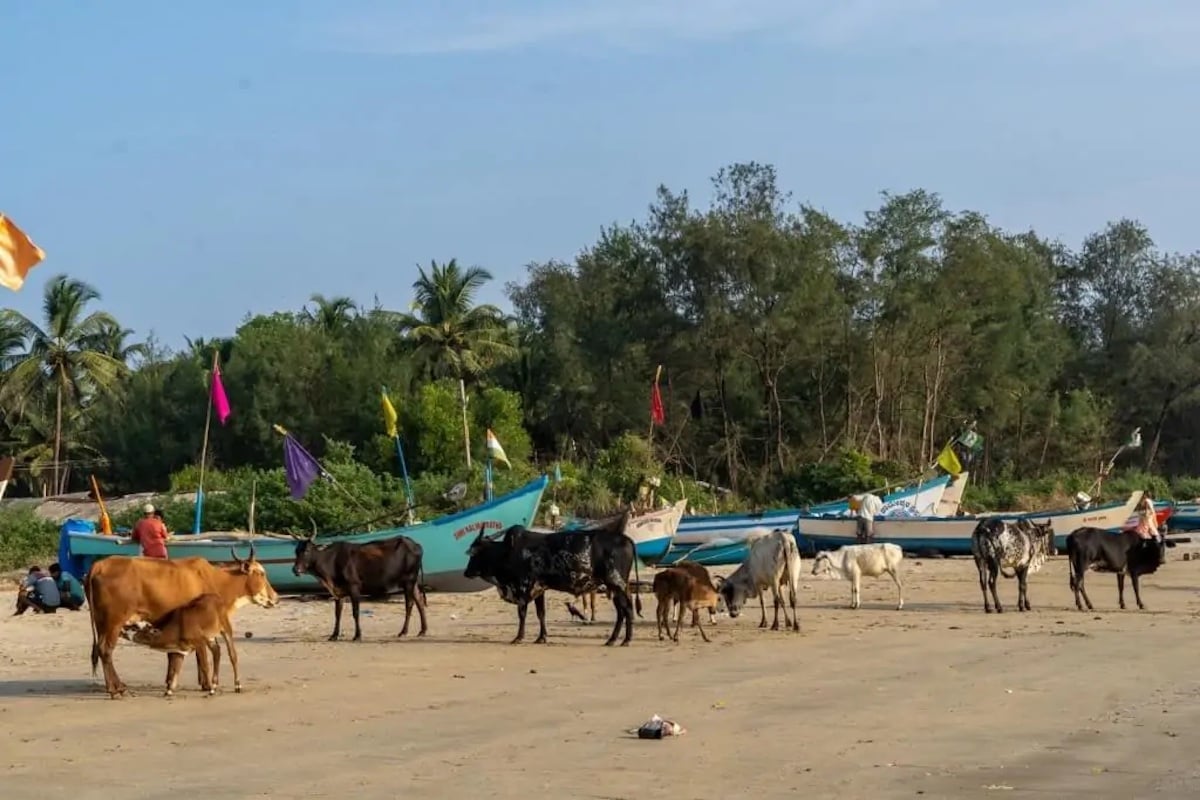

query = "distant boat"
[[64, 475, 550, 593], [558, 498, 687, 565], [795, 491, 1145, 556], [661, 473, 955, 566]]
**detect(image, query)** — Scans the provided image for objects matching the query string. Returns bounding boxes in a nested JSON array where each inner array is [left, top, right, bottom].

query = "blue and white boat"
[[795, 490, 1144, 556], [63, 475, 550, 593], [661, 473, 955, 566]]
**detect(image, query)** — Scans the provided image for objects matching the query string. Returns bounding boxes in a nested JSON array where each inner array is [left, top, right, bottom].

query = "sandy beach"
[[3, 551, 1200, 799]]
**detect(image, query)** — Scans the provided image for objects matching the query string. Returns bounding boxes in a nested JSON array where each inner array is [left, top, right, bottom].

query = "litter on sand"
[[633, 715, 686, 739]]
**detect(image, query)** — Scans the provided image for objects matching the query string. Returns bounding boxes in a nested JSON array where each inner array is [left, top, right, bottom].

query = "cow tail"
[[631, 537, 643, 618], [84, 568, 100, 676]]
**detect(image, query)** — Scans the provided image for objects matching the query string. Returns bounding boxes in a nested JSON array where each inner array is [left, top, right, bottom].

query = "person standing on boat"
[[850, 492, 883, 542], [131, 503, 169, 559]]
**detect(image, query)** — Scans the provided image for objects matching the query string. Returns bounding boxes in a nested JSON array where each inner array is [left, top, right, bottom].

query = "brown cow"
[[120, 593, 237, 697], [653, 566, 722, 643], [85, 545, 279, 698]]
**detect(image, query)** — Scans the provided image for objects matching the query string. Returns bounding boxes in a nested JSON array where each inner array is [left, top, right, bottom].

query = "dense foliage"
[[4, 162, 1200, 545]]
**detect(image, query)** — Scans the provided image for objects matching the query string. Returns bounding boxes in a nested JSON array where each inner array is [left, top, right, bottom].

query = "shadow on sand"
[[0, 678, 102, 698]]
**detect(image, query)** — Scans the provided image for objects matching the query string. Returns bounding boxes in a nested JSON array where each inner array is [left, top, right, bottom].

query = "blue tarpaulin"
[[57, 518, 95, 579]]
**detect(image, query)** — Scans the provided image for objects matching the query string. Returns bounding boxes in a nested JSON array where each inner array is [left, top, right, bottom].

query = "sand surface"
[[3, 550, 1200, 799]]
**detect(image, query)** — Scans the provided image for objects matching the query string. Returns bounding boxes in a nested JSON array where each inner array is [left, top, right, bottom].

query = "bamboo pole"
[[460, 378, 472, 468], [193, 349, 219, 534]]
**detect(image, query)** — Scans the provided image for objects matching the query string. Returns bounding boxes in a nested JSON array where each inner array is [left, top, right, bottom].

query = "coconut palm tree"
[[0, 275, 128, 494], [393, 259, 516, 382], [303, 293, 358, 334], [95, 318, 151, 365]]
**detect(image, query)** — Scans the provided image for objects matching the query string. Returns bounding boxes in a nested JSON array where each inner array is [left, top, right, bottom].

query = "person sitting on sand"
[[131, 502, 169, 559], [49, 563, 85, 611], [13, 566, 62, 615]]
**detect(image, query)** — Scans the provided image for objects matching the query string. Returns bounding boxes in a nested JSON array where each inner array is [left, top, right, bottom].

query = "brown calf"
[[653, 566, 721, 643], [85, 546, 279, 698], [121, 593, 238, 697]]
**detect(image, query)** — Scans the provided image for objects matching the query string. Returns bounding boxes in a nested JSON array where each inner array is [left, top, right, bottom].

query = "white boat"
[[795, 491, 1145, 556], [625, 499, 687, 564], [671, 473, 953, 549]]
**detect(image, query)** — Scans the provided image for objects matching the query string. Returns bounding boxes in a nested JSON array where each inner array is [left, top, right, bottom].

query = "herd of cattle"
[[71, 515, 1174, 699]]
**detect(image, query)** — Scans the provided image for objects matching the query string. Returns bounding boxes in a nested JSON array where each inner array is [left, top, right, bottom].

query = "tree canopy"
[[4, 162, 1200, 520]]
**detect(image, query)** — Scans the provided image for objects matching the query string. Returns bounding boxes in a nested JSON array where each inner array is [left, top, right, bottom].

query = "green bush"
[[0, 508, 61, 572]]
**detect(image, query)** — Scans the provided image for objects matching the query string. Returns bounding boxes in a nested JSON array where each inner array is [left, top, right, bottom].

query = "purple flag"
[[282, 434, 323, 500]]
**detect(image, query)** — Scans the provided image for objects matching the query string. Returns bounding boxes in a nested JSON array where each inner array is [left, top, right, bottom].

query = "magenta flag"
[[211, 362, 231, 425]]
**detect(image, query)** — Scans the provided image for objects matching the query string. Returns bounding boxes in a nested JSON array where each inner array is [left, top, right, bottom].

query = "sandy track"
[[3, 551, 1200, 799]]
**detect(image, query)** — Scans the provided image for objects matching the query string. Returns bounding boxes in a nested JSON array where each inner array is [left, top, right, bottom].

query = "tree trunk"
[[53, 377, 63, 496]]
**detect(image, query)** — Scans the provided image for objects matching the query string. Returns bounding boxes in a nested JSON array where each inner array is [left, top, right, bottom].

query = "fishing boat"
[[63, 475, 550, 593], [624, 499, 687, 565], [557, 498, 687, 565], [1162, 500, 1199, 530], [661, 473, 954, 566], [794, 490, 1146, 556]]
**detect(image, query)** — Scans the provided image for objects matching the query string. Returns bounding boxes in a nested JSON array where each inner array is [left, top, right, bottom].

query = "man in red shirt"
[[130, 503, 169, 559]]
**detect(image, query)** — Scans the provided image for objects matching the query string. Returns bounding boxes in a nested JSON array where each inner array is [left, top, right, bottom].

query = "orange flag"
[[0, 213, 46, 291]]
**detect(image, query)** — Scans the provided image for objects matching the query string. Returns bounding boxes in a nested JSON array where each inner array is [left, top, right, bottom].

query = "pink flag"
[[211, 362, 231, 425]]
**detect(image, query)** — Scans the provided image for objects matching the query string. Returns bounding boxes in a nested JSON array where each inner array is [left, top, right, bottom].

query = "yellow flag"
[[0, 213, 46, 291], [936, 443, 963, 476], [381, 390, 398, 438], [486, 428, 511, 468]]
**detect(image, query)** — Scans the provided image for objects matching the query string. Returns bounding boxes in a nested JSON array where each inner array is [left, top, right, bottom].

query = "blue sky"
[[4, 0, 1198, 348]]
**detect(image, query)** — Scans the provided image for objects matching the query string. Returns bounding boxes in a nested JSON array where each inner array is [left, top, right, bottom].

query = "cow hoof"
[[621, 640, 631, 647], [534, 636, 547, 644], [327, 634, 340, 642], [234, 684, 242, 694], [396, 631, 408, 638], [417, 630, 428, 637], [509, 638, 524, 645], [163, 690, 173, 698]]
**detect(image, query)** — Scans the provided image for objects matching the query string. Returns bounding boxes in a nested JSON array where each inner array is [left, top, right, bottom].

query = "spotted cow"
[[970, 518, 1056, 613], [464, 525, 640, 646]]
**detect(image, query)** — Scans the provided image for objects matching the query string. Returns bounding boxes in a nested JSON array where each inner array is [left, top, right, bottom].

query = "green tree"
[[0, 275, 128, 494], [394, 259, 515, 383]]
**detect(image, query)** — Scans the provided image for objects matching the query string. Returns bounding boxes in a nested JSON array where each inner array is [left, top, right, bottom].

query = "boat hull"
[[672, 474, 951, 546], [625, 499, 687, 565], [66, 476, 550, 593], [663, 474, 953, 566], [795, 492, 1145, 556]]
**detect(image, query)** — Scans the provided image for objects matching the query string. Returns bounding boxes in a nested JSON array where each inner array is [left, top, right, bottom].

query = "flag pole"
[[485, 455, 494, 502], [382, 386, 415, 516], [194, 349, 218, 535], [272, 424, 374, 515], [460, 378, 472, 468], [394, 436, 414, 521]]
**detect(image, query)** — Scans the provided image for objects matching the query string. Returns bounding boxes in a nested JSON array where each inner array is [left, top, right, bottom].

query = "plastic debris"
[[634, 715, 686, 739]]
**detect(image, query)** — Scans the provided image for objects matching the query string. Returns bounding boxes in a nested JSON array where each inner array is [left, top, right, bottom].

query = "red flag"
[[650, 365, 665, 426]]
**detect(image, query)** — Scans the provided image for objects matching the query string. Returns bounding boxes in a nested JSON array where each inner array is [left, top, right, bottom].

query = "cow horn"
[[230, 546, 246, 566], [308, 518, 319, 542], [247, 540, 257, 561]]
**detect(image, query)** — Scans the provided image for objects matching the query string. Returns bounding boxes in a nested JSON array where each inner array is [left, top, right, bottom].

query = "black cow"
[[1066, 526, 1170, 611], [292, 527, 428, 641], [464, 524, 640, 646], [970, 518, 1055, 613]]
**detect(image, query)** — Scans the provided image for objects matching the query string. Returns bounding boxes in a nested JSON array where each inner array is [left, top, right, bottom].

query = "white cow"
[[717, 528, 802, 632], [811, 543, 904, 610]]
